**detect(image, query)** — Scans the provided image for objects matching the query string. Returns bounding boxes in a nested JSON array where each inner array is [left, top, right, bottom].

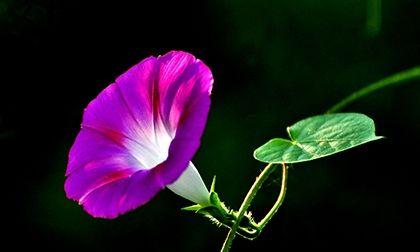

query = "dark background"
[[1, 0, 419, 251]]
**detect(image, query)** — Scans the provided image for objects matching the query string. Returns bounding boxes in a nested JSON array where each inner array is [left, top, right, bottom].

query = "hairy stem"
[[220, 163, 278, 252], [257, 163, 288, 230], [327, 66, 420, 113]]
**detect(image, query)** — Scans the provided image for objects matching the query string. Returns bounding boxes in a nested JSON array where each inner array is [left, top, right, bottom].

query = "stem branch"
[[327, 66, 420, 113], [257, 163, 288, 230], [220, 163, 278, 252]]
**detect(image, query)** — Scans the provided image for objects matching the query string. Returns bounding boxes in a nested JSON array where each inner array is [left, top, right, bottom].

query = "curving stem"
[[220, 163, 278, 252], [327, 66, 420, 114], [257, 163, 288, 230], [220, 163, 288, 252]]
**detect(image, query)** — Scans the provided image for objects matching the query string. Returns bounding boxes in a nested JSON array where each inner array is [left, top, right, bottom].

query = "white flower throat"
[[131, 127, 210, 205]]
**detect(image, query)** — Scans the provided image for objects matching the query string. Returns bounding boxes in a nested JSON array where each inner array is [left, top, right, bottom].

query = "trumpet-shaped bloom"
[[65, 51, 213, 219]]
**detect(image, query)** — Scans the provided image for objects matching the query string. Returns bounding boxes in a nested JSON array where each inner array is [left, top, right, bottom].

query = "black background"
[[1, 0, 419, 251]]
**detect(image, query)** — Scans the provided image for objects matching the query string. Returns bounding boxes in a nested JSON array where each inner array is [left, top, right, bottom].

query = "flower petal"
[[65, 128, 165, 218], [116, 50, 213, 184], [77, 169, 163, 219], [156, 51, 213, 135], [65, 51, 213, 218]]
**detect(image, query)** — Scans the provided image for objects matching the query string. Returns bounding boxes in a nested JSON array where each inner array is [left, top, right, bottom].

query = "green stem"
[[220, 163, 278, 252], [257, 163, 288, 230], [327, 66, 420, 113]]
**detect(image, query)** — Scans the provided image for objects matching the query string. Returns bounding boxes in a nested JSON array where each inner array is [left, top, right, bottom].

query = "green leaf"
[[254, 113, 383, 164]]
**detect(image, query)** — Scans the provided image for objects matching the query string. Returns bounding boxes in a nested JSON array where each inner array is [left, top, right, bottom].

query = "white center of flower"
[[129, 127, 173, 170], [130, 127, 209, 205]]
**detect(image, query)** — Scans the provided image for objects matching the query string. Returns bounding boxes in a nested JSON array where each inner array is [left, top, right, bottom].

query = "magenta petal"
[[65, 128, 141, 200], [77, 170, 163, 219], [65, 51, 213, 218]]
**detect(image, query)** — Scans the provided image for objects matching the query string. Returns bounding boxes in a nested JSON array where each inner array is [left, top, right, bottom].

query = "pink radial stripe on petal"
[[79, 170, 163, 219], [65, 51, 213, 218]]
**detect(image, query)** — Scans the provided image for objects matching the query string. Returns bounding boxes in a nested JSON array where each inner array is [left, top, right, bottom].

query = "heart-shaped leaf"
[[254, 113, 383, 164]]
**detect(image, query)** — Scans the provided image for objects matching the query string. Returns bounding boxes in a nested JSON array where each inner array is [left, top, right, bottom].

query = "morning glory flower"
[[65, 51, 213, 219]]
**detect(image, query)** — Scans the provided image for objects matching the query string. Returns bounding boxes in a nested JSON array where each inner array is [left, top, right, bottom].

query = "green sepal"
[[210, 176, 216, 192], [181, 204, 203, 212], [181, 176, 259, 239]]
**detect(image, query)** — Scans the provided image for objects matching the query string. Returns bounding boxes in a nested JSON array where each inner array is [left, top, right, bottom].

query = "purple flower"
[[65, 51, 214, 219]]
